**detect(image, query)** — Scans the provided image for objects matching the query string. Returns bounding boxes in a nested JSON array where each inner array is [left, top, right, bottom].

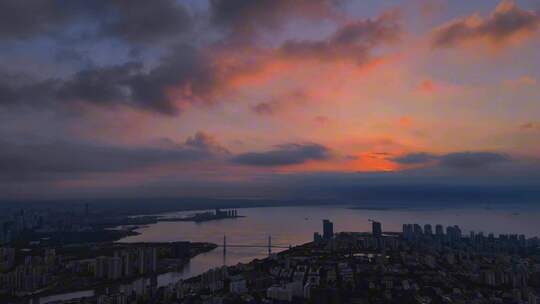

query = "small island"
[[159, 208, 244, 223]]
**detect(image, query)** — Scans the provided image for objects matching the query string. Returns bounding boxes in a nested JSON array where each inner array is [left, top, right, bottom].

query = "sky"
[[1, 0, 540, 201]]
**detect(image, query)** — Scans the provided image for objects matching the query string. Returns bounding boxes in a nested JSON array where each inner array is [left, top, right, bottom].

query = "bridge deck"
[[218, 244, 290, 248]]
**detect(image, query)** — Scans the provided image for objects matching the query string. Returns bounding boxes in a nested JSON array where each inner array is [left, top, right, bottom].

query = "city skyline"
[[1, 0, 540, 200]]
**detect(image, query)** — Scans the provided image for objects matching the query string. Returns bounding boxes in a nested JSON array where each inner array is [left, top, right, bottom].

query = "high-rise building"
[[119, 251, 132, 277], [446, 225, 462, 243], [109, 257, 122, 280], [147, 247, 157, 273], [402, 224, 413, 240], [372, 221, 382, 237], [137, 248, 145, 275], [95, 256, 108, 279], [413, 224, 423, 236], [435, 224, 444, 236], [323, 220, 333, 240], [424, 224, 432, 235]]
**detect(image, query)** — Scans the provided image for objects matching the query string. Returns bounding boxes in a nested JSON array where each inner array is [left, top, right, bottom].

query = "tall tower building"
[[435, 224, 444, 236], [323, 220, 333, 240], [424, 224, 433, 235], [372, 221, 382, 237]]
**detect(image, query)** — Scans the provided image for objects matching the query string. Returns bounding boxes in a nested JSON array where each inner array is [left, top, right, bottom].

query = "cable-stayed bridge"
[[219, 236, 292, 255]]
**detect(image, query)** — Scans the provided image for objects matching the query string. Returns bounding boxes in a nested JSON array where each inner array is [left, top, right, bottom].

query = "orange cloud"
[[352, 152, 400, 172], [417, 79, 437, 93], [201, 9, 401, 102], [420, 0, 447, 18], [504, 76, 537, 88], [431, 0, 540, 49], [519, 122, 540, 130], [314, 115, 330, 124], [278, 151, 401, 173], [399, 116, 413, 127]]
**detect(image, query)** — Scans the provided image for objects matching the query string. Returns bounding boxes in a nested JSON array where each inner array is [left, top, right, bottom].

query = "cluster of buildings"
[[184, 209, 241, 223], [145, 220, 540, 304], [403, 223, 462, 243], [313, 219, 334, 243], [0, 210, 44, 244], [0, 240, 216, 303], [94, 247, 158, 281], [401, 223, 538, 252], [0, 249, 59, 296], [0, 206, 99, 246]]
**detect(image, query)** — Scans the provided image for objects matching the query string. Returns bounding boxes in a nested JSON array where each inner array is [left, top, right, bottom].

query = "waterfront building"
[[413, 224, 423, 236], [323, 220, 333, 240], [424, 224, 432, 235], [435, 224, 444, 236], [372, 221, 382, 237]]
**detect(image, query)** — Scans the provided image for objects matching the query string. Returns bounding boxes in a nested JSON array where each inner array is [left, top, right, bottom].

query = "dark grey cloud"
[[392, 151, 511, 169], [185, 131, 230, 154], [210, 0, 344, 41], [57, 62, 144, 107], [98, 0, 193, 43], [0, 0, 193, 43], [432, 1, 540, 48], [279, 11, 400, 62], [252, 102, 276, 116], [0, 132, 227, 181], [0, 74, 60, 108], [231, 143, 331, 166], [438, 152, 510, 168], [0, 0, 77, 40], [0, 45, 221, 115], [250, 90, 308, 116], [391, 152, 437, 164], [0, 2, 399, 116]]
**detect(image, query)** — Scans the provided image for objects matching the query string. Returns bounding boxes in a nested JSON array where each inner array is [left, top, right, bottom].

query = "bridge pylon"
[[223, 235, 227, 255]]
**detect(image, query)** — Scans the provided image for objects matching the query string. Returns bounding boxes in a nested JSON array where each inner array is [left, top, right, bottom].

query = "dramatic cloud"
[[250, 90, 309, 116], [314, 116, 330, 124], [431, 0, 540, 48], [0, 0, 78, 40], [417, 79, 437, 93], [392, 151, 511, 169], [97, 0, 193, 43], [439, 152, 511, 168], [519, 122, 540, 130], [0, 45, 223, 115], [252, 102, 276, 116], [504, 76, 537, 88], [185, 131, 230, 154], [279, 11, 400, 63], [231, 143, 331, 167], [210, 0, 343, 41], [0, 0, 193, 43], [0, 132, 227, 181], [391, 153, 438, 164], [0, 6, 400, 116]]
